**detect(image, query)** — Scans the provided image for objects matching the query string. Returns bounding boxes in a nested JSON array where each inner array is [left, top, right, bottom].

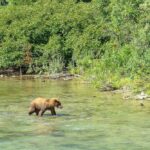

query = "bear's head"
[[54, 99, 63, 109], [47, 98, 63, 109]]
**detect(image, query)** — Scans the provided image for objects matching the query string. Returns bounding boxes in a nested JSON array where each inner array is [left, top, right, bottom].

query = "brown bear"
[[28, 97, 62, 116]]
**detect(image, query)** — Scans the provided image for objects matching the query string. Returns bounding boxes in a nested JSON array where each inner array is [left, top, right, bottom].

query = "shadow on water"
[[43, 113, 71, 117]]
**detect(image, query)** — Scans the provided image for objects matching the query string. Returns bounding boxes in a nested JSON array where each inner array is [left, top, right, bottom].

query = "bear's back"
[[31, 97, 47, 108]]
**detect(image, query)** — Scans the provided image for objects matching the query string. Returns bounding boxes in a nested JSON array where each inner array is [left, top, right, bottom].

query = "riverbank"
[[0, 73, 80, 80], [0, 73, 149, 102]]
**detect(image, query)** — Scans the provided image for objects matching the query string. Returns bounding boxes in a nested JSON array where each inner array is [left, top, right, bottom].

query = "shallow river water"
[[0, 79, 149, 150]]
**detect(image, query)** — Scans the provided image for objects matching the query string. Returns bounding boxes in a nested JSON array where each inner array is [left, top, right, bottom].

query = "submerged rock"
[[134, 91, 149, 100], [123, 91, 150, 103], [100, 83, 118, 91]]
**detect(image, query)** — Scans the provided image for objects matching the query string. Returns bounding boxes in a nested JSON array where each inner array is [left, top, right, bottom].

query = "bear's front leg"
[[35, 109, 40, 116], [50, 108, 56, 115]]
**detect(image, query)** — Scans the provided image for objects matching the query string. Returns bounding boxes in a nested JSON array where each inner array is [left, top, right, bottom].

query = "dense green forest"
[[0, 0, 150, 90]]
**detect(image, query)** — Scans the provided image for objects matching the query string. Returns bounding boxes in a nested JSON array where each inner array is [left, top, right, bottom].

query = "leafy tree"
[[0, 0, 149, 87]]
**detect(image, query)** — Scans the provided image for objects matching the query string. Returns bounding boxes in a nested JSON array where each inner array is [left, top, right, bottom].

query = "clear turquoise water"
[[0, 79, 149, 150]]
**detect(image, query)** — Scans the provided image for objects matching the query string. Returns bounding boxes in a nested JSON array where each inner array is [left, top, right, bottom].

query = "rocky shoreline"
[[0, 73, 81, 80], [0, 72, 149, 103]]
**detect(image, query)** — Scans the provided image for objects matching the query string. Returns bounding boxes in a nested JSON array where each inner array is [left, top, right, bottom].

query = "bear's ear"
[[53, 98, 59, 102], [54, 97, 59, 101], [54, 99, 59, 103]]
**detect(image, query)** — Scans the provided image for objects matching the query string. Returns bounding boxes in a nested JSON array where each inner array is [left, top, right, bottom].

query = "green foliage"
[[0, 0, 149, 89], [0, 0, 8, 6], [8, 0, 37, 5]]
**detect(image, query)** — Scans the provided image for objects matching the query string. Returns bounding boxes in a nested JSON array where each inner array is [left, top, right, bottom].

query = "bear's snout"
[[58, 105, 63, 109]]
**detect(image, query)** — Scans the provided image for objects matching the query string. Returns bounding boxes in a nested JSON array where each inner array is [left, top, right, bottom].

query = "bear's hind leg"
[[38, 109, 45, 117], [35, 109, 40, 116], [28, 107, 35, 115]]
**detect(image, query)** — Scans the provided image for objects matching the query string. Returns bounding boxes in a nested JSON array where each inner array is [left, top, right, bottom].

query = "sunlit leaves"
[[0, 0, 149, 78]]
